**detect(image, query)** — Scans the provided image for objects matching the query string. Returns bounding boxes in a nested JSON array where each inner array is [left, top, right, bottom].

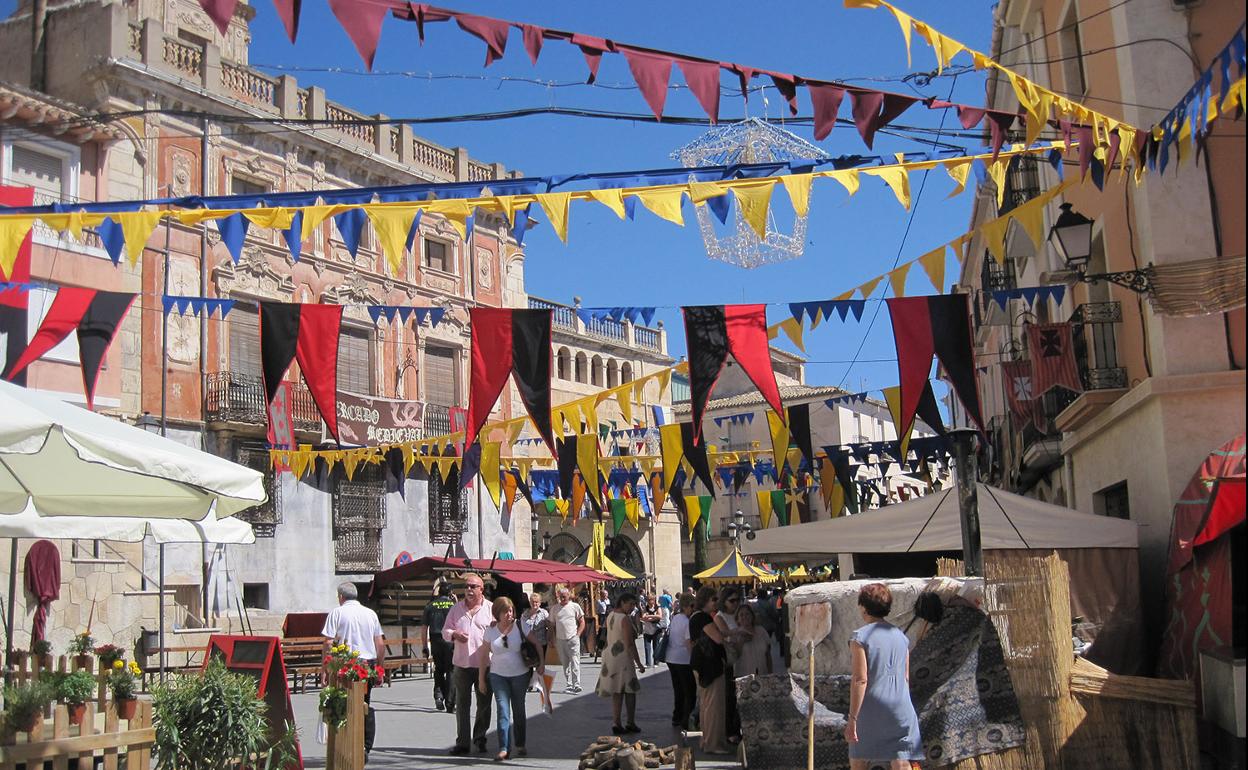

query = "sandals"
[[612, 724, 626, 735], [495, 750, 510, 762], [624, 723, 642, 734]]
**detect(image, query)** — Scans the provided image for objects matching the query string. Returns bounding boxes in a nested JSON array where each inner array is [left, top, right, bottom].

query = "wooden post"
[[326, 680, 366, 770]]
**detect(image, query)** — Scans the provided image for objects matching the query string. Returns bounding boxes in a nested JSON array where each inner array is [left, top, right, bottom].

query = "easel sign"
[[205, 635, 304, 769]]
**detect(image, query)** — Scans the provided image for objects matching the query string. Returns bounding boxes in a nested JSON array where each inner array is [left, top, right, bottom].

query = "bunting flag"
[[680, 421, 716, 495], [990, 285, 1066, 310], [683, 304, 784, 445], [479, 441, 503, 509], [610, 497, 628, 536], [260, 302, 343, 442], [881, 386, 918, 460], [756, 489, 774, 529], [787, 298, 867, 325], [770, 489, 790, 526], [823, 447, 861, 515], [915, 380, 948, 436], [1001, 359, 1037, 424], [3, 288, 136, 409], [887, 294, 984, 436], [466, 308, 556, 455], [576, 432, 601, 510], [367, 305, 446, 327], [787, 403, 815, 468], [649, 471, 667, 518], [766, 410, 792, 476], [161, 296, 236, 318], [684, 494, 713, 539], [0, 186, 34, 386], [659, 423, 684, 493], [1026, 322, 1083, 395]]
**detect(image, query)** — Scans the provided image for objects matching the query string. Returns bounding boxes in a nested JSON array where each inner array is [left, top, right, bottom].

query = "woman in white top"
[[519, 592, 550, 687], [733, 604, 773, 676], [478, 597, 531, 761], [665, 592, 697, 729], [713, 587, 749, 743]]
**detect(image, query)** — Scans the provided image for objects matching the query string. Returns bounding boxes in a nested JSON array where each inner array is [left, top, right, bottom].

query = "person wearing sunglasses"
[[479, 597, 530, 761], [713, 587, 749, 744], [442, 573, 494, 755]]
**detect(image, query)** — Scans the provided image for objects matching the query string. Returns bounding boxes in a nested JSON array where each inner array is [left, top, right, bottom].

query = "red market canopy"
[[369, 555, 611, 597]]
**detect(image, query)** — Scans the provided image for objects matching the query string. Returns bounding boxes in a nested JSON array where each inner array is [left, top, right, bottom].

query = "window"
[[591, 355, 603, 387], [230, 175, 268, 198], [337, 326, 373, 395], [621, 362, 633, 383], [424, 239, 451, 273], [423, 346, 458, 406], [556, 347, 571, 380], [234, 444, 281, 536], [333, 463, 386, 573], [428, 465, 468, 544], [1058, 4, 1087, 96], [229, 305, 262, 379], [606, 359, 618, 389], [5, 142, 76, 204], [242, 583, 270, 610], [575, 352, 587, 384], [1094, 481, 1130, 520]]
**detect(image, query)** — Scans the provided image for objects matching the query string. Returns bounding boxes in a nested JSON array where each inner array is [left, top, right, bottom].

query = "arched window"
[[591, 355, 604, 387], [604, 533, 644, 577], [606, 359, 619, 389], [575, 352, 588, 383], [546, 532, 583, 564], [556, 347, 571, 380], [620, 362, 633, 383]]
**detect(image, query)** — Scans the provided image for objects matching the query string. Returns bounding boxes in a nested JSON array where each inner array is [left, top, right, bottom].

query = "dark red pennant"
[[455, 13, 510, 66], [957, 106, 987, 130], [808, 84, 847, 141], [4, 287, 96, 382], [850, 90, 885, 148], [521, 23, 544, 65], [677, 59, 721, 124], [467, 307, 514, 450], [272, 0, 302, 41], [723, 304, 785, 421], [1075, 125, 1095, 178], [571, 34, 609, 83], [466, 308, 555, 455], [621, 47, 673, 121], [295, 304, 343, 442], [329, 0, 388, 70], [198, 0, 238, 35], [76, 292, 136, 410], [886, 296, 937, 440], [768, 73, 799, 116], [987, 112, 1016, 161]]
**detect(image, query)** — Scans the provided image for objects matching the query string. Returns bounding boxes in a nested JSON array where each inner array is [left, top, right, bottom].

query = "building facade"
[[1, 0, 530, 646], [960, 0, 1245, 646]]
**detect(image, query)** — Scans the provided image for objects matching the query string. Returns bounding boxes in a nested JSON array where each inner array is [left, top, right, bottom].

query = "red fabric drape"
[[24, 540, 61, 644]]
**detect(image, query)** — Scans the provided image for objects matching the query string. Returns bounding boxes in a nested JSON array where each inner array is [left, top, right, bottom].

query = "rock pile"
[[577, 736, 682, 770]]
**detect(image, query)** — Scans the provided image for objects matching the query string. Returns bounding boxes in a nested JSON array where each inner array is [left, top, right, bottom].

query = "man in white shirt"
[[322, 582, 385, 760], [549, 587, 586, 693]]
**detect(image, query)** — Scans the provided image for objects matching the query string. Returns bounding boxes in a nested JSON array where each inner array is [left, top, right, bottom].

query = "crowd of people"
[[321, 577, 925, 769]]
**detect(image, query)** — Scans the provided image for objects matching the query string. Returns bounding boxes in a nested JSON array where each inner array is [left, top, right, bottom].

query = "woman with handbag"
[[665, 592, 697, 729], [520, 592, 550, 691], [689, 586, 731, 754], [478, 597, 537, 761]]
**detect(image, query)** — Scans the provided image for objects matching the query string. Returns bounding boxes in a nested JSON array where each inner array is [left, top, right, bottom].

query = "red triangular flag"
[[455, 13, 510, 66], [328, 0, 388, 70], [621, 47, 673, 120], [677, 59, 721, 124], [808, 83, 846, 141]]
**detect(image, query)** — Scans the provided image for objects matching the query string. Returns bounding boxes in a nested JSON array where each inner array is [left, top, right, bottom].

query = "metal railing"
[[205, 372, 321, 432], [423, 403, 452, 437], [332, 465, 386, 573], [528, 297, 578, 330], [234, 444, 282, 537], [1071, 301, 1127, 390], [998, 155, 1042, 216], [221, 63, 277, 107]]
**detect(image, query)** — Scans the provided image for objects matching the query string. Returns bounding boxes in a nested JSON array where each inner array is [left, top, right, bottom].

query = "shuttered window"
[[9, 145, 66, 203], [424, 239, 450, 272], [229, 306, 262, 378], [337, 326, 373, 395], [424, 346, 457, 406]]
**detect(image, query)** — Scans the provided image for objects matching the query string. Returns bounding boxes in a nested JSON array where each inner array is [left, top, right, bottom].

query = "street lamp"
[[135, 412, 161, 433], [530, 515, 541, 559], [725, 509, 755, 547], [1047, 202, 1155, 294]]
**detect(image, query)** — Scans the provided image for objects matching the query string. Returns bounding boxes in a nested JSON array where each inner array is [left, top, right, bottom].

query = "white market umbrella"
[[0, 378, 266, 526], [0, 500, 256, 544]]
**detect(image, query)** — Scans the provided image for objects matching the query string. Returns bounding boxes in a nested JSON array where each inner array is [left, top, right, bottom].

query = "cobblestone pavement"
[[291, 656, 746, 770]]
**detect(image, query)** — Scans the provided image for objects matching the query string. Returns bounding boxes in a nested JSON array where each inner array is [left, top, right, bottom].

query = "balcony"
[[975, 254, 1018, 327], [997, 154, 1042, 217], [423, 403, 452, 437], [205, 372, 321, 433], [528, 296, 666, 353], [528, 296, 577, 331], [1055, 301, 1130, 432]]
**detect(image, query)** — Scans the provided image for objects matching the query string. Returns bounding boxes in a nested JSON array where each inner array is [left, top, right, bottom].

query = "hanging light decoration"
[[672, 117, 827, 269]]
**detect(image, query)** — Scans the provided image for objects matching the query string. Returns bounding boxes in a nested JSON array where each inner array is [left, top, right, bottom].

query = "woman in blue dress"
[[844, 583, 923, 769]]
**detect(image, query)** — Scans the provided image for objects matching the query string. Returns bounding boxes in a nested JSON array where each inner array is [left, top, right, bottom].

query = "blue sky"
[[14, 0, 999, 395]]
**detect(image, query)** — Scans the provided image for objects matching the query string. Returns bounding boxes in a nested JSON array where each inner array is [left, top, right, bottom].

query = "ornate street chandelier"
[[672, 118, 827, 269]]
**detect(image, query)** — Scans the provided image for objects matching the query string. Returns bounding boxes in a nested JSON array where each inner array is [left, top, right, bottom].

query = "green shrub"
[[68, 632, 95, 656], [152, 660, 294, 770], [57, 670, 96, 705], [3, 680, 53, 731], [30, 638, 53, 657]]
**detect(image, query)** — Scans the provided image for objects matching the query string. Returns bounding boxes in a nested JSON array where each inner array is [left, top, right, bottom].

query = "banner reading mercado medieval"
[[328, 390, 425, 446]]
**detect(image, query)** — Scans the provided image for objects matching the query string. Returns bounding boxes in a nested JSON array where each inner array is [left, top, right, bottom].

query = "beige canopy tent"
[[743, 484, 1145, 673]]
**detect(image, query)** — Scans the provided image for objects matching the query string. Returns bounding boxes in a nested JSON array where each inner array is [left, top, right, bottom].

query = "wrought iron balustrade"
[[205, 371, 321, 432], [1070, 301, 1128, 390], [998, 155, 1042, 216], [233, 444, 281, 537], [423, 403, 452, 437]]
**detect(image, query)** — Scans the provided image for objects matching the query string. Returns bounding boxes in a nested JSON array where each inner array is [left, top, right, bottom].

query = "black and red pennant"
[[260, 302, 343, 443], [3, 287, 135, 410], [682, 304, 784, 446], [466, 308, 555, 455], [887, 294, 984, 437]]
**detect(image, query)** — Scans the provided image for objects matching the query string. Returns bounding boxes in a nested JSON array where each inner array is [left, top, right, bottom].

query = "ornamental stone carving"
[[213, 247, 294, 297], [476, 248, 493, 290]]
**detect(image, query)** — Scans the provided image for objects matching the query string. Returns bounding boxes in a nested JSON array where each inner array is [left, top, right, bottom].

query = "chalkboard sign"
[[205, 635, 303, 768]]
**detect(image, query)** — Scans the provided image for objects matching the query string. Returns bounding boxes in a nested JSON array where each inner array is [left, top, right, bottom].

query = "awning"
[[1193, 477, 1245, 548], [573, 521, 635, 580], [369, 555, 613, 597], [694, 548, 778, 585]]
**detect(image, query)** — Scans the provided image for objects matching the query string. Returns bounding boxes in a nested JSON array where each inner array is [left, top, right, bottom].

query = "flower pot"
[[115, 697, 138, 721], [67, 702, 87, 726], [17, 712, 42, 733], [73, 654, 91, 670]]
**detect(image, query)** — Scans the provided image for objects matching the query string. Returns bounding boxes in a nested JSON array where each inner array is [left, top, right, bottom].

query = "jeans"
[[430, 638, 454, 706], [488, 671, 529, 752], [555, 635, 581, 689], [642, 632, 657, 666], [667, 662, 696, 728], [453, 665, 491, 749]]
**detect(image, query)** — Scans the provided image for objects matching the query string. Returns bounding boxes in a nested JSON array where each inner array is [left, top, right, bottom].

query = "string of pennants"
[[161, 296, 236, 318], [366, 306, 447, 327], [989, 285, 1065, 311], [576, 307, 658, 327]]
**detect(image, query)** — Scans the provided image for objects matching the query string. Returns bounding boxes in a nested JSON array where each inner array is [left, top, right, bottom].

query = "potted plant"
[[108, 659, 142, 720], [94, 643, 124, 670], [152, 660, 287, 770], [57, 670, 96, 726], [3, 680, 53, 733], [68, 632, 95, 669], [31, 638, 53, 667]]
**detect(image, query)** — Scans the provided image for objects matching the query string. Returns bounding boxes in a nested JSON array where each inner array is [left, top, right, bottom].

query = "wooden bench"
[[280, 636, 327, 693], [379, 637, 430, 682]]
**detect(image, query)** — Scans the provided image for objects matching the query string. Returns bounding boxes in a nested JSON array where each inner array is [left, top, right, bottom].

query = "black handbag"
[[520, 638, 542, 669], [690, 635, 724, 684]]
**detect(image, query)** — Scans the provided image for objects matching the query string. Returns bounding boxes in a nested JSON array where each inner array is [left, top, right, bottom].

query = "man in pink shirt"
[[441, 572, 494, 755]]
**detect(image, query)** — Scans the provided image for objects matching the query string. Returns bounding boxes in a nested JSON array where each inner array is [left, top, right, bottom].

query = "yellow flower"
[[350, 650, 360, 658], [129, 661, 142, 675], [113, 660, 124, 670]]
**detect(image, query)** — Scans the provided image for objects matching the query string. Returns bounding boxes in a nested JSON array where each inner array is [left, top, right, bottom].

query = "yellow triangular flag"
[[426, 199, 471, 240], [660, 423, 684, 492], [987, 158, 1009, 209], [536, 192, 572, 243], [688, 181, 728, 204], [118, 210, 165, 266], [888, 263, 912, 298], [633, 188, 686, 226], [918, 25, 965, 75], [882, 386, 916, 459], [579, 400, 598, 437], [587, 188, 626, 220], [655, 368, 673, 398], [615, 389, 633, 424], [756, 489, 774, 529], [766, 410, 792, 474], [242, 207, 294, 231], [859, 275, 884, 299], [506, 420, 525, 447], [890, 6, 914, 66], [366, 206, 418, 275], [684, 494, 704, 538], [555, 496, 571, 523], [1026, 91, 1054, 148], [1010, 198, 1046, 250], [918, 247, 947, 292], [342, 449, 362, 481], [480, 441, 503, 509], [829, 169, 860, 197], [300, 204, 344, 242], [979, 214, 1010, 265], [865, 166, 911, 209], [638, 456, 656, 477], [732, 180, 777, 239], [0, 218, 34, 279], [625, 498, 640, 530], [778, 316, 805, 352], [401, 444, 415, 475], [944, 159, 972, 198]]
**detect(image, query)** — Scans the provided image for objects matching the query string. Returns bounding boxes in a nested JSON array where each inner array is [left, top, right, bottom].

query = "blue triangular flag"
[[97, 218, 125, 265], [1046, 285, 1065, 306], [398, 307, 415, 324], [1020, 287, 1040, 306], [161, 295, 176, 315], [215, 213, 250, 264], [405, 210, 425, 254], [367, 306, 385, 325], [428, 308, 446, 327], [282, 212, 304, 262], [992, 291, 1011, 310], [639, 307, 656, 326], [334, 208, 368, 258], [706, 192, 731, 225], [789, 303, 807, 324], [216, 299, 235, 318], [187, 298, 205, 316]]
